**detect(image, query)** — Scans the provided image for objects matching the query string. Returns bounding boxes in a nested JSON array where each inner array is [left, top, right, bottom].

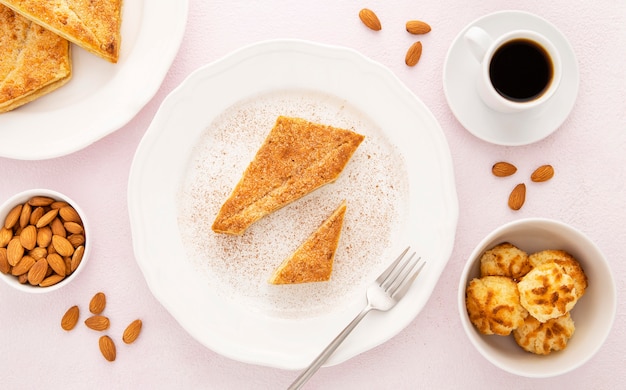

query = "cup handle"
[[464, 26, 493, 62]]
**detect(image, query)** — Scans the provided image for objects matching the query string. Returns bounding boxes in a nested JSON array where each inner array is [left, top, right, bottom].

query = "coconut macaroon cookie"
[[466, 276, 528, 336], [528, 249, 587, 300], [513, 312, 576, 355], [480, 242, 531, 280], [517, 262, 579, 323]]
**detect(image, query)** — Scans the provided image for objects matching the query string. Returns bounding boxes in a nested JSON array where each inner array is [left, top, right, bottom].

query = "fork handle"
[[287, 306, 373, 390]]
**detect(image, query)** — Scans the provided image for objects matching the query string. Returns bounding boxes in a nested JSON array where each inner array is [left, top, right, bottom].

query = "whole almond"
[[67, 234, 85, 248], [0, 227, 12, 247], [406, 20, 431, 34], [28, 196, 55, 207], [61, 305, 80, 331], [4, 204, 22, 229], [28, 258, 48, 285], [19, 225, 37, 250], [405, 41, 423, 67], [0, 248, 10, 274], [29, 207, 44, 226], [99, 335, 116, 362], [52, 235, 74, 257], [47, 253, 66, 276], [64, 222, 83, 234], [59, 206, 81, 224], [50, 218, 66, 238], [11, 255, 35, 276], [7, 238, 25, 266], [36, 226, 53, 248], [358, 8, 382, 31], [85, 315, 110, 331], [508, 183, 526, 210], [122, 319, 143, 344], [29, 246, 48, 260], [36, 209, 59, 228], [531, 164, 554, 182], [70, 245, 84, 272], [89, 292, 106, 314], [492, 161, 517, 177], [40, 274, 65, 287], [19, 203, 31, 228]]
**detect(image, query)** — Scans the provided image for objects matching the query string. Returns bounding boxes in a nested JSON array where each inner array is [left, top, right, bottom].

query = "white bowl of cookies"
[[458, 218, 616, 378], [0, 189, 89, 293]]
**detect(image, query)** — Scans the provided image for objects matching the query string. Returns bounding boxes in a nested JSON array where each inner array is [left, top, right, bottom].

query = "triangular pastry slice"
[[269, 200, 347, 285], [212, 116, 364, 235], [0, 5, 71, 113], [0, 0, 122, 63]]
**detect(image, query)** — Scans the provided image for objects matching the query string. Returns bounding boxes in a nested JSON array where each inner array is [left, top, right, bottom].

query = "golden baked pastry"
[[528, 249, 587, 300], [513, 312, 575, 355], [212, 116, 364, 235], [0, 5, 71, 113], [269, 200, 346, 285], [480, 242, 531, 280], [517, 262, 579, 323], [0, 0, 122, 63], [465, 276, 528, 336]]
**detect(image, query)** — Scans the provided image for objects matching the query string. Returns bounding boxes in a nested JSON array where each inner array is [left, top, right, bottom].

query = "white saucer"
[[443, 10, 579, 146]]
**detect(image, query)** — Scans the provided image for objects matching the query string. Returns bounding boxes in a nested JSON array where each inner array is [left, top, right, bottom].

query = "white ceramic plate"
[[128, 40, 458, 369], [0, 0, 188, 160]]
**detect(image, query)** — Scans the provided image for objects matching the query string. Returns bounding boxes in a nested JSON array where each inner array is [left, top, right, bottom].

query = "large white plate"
[[0, 0, 188, 160], [128, 40, 458, 369]]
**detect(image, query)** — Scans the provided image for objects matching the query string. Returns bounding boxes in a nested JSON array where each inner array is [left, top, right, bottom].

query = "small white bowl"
[[458, 218, 616, 378], [0, 189, 90, 293]]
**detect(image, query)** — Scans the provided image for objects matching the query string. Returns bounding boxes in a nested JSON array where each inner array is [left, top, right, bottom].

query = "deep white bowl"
[[0, 189, 90, 293], [458, 218, 616, 378]]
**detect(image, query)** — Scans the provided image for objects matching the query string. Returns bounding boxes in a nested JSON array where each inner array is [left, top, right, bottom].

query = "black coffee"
[[489, 39, 553, 102]]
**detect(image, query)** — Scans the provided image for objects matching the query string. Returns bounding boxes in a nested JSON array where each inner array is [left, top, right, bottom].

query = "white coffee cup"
[[464, 26, 562, 113]]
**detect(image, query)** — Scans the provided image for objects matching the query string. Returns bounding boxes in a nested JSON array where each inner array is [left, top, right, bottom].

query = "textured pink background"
[[1, 1, 624, 388]]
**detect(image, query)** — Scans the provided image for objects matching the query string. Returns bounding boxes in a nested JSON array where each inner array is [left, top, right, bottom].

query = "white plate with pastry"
[[0, 0, 188, 160], [128, 39, 458, 369]]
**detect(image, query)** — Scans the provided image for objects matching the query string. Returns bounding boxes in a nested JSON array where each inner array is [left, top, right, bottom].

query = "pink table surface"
[[1, 1, 624, 389]]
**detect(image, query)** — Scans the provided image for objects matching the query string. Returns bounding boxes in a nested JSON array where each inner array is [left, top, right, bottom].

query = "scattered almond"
[[61, 305, 80, 331], [358, 8, 381, 31], [531, 164, 555, 182], [89, 292, 106, 314], [508, 183, 526, 210], [492, 161, 517, 177], [406, 20, 431, 34], [99, 335, 116, 362], [85, 315, 110, 331], [405, 41, 423, 66], [122, 319, 143, 344]]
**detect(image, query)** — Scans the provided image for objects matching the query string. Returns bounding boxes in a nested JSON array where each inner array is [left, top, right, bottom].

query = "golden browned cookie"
[[517, 262, 579, 323], [528, 249, 587, 299], [513, 312, 575, 355], [480, 242, 531, 280], [212, 116, 364, 235], [0, 5, 71, 113], [269, 200, 346, 285], [0, 0, 122, 63], [466, 276, 528, 336]]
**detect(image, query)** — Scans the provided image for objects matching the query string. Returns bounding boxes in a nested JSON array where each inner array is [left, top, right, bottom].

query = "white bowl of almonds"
[[458, 218, 616, 377], [0, 189, 89, 293]]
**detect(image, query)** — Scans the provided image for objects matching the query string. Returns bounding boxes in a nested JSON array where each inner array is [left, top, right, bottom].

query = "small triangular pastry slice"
[[0, 5, 71, 113], [269, 200, 347, 285], [212, 116, 364, 235], [0, 0, 122, 63]]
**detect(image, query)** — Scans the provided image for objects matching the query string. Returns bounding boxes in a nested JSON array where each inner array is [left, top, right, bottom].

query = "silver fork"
[[287, 247, 424, 390]]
